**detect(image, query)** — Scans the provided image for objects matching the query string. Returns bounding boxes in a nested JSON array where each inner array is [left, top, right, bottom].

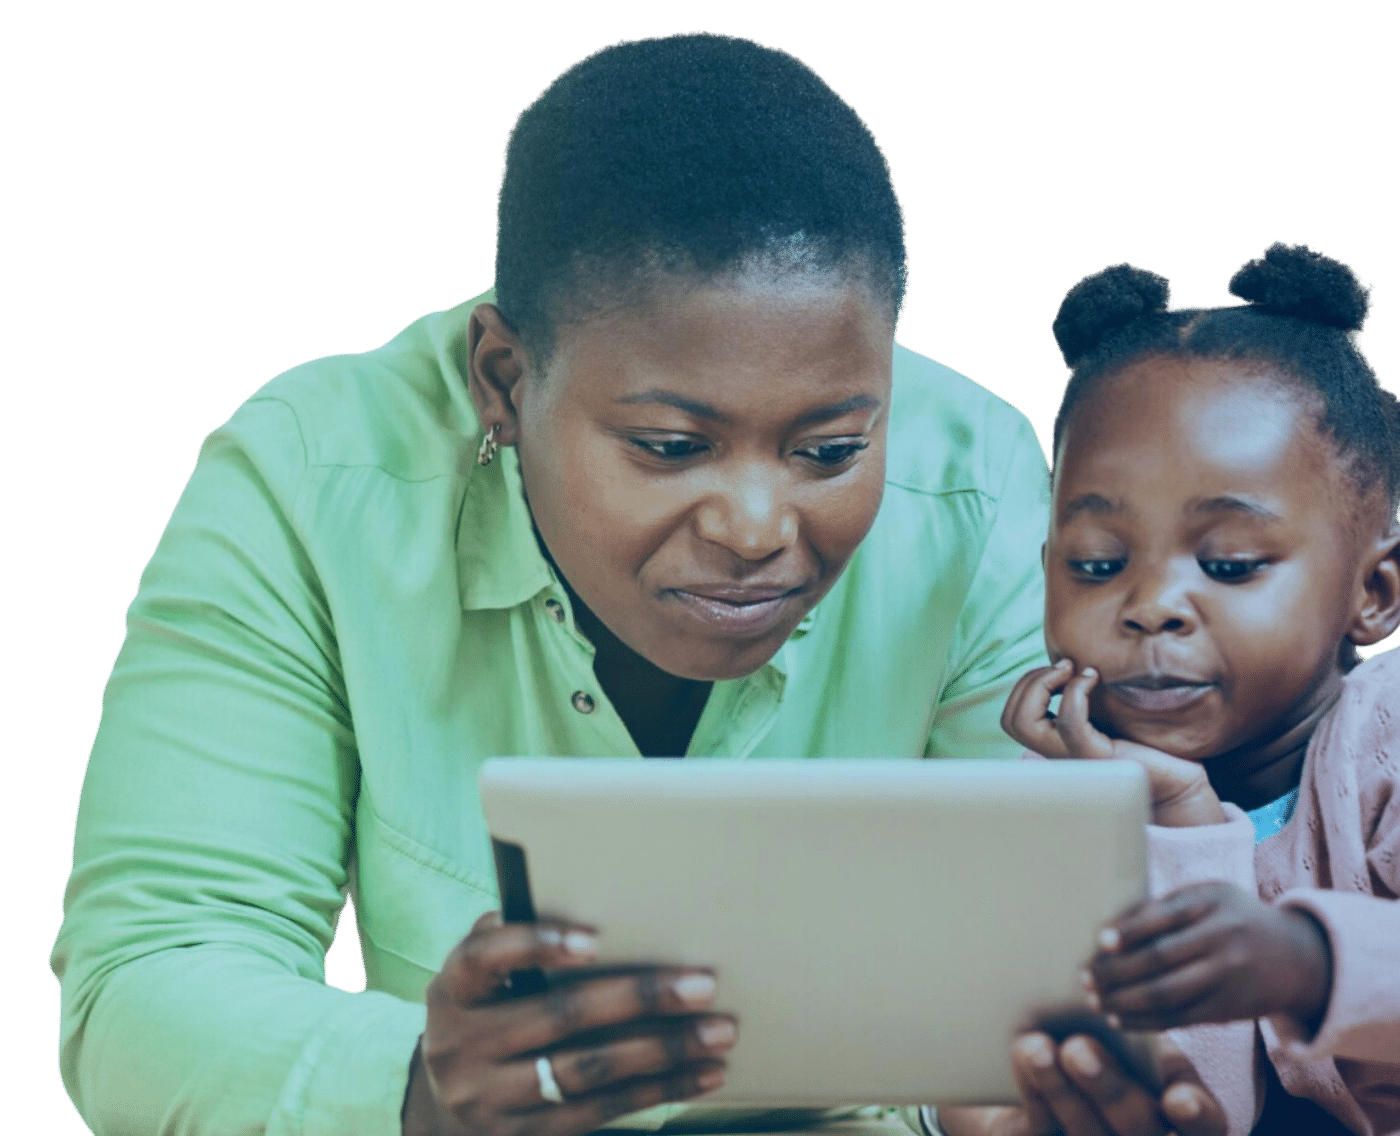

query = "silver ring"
[[535, 1054, 566, 1104]]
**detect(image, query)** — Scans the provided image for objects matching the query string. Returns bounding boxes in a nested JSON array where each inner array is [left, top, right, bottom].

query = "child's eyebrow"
[[1059, 493, 1118, 524], [1188, 496, 1285, 523]]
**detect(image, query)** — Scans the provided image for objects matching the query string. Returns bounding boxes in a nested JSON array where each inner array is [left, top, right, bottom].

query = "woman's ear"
[[1347, 527, 1400, 647], [466, 303, 532, 446]]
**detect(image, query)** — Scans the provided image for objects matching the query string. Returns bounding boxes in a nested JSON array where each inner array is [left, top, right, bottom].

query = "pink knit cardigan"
[[1027, 648, 1400, 1134]]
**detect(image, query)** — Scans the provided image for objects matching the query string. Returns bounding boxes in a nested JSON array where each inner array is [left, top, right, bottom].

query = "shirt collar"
[[455, 442, 554, 611]]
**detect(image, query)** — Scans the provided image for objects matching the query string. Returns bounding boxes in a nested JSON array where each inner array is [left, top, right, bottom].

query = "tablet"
[[479, 758, 1149, 1107]]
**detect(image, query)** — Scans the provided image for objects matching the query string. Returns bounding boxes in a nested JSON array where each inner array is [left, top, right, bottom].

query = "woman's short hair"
[[494, 33, 907, 361]]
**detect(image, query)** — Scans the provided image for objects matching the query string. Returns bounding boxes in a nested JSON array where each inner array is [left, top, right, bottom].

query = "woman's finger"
[[1002, 662, 1075, 757], [1053, 669, 1115, 761], [478, 968, 720, 1059], [1151, 1036, 1229, 1136], [1057, 1036, 1168, 1136], [431, 921, 599, 1006], [521, 1062, 727, 1136], [492, 1016, 737, 1107]]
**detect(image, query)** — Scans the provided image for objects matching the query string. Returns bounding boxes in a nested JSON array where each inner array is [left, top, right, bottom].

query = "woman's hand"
[[403, 912, 736, 1136], [937, 1031, 1227, 1136], [1001, 660, 1225, 827], [1086, 880, 1333, 1032]]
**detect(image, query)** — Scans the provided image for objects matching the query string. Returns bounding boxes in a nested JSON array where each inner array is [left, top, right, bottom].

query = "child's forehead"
[[1053, 356, 1346, 514]]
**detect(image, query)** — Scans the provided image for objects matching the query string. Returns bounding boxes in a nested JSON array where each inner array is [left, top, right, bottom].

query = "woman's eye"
[[798, 441, 868, 467], [631, 437, 708, 461], [1200, 558, 1267, 583], [1068, 558, 1124, 580]]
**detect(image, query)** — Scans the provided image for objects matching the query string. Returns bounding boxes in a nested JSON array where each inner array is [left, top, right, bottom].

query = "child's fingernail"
[[1054, 658, 1072, 669], [537, 926, 562, 946], [563, 930, 597, 955], [1097, 927, 1121, 952], [1105, 1012, 1122, 1029], [1082, 667, 1098, 678]]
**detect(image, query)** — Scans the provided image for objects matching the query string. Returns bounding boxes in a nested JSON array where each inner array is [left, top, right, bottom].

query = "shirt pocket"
[[352, 794, 499, 1002]]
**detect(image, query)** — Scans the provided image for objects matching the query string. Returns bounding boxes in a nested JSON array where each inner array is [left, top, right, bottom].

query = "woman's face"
[[506, 271, 893, 681]]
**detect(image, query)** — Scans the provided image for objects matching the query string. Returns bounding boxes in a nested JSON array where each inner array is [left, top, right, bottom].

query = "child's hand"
[[1086, 881, 1333, 1032], [1002, 660, 1226, 827]]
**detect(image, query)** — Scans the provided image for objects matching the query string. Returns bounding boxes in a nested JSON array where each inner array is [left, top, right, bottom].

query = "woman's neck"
[[1205, 667, 1345, 811]]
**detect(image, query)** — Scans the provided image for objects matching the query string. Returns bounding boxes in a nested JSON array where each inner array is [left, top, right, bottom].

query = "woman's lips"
[[668, 587, 800, 637], [1106, 677, 1217, 713]]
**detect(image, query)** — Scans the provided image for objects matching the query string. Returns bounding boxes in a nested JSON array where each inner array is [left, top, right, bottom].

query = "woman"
[[52, 34, 1221, 1136]]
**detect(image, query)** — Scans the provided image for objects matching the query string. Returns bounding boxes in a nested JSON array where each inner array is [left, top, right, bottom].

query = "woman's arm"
[[51, 396, 424, 1136]]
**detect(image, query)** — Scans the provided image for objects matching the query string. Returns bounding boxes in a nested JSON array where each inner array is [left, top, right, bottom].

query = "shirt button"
[[571, 691, 596, 715], [545, 599, 566, 623]]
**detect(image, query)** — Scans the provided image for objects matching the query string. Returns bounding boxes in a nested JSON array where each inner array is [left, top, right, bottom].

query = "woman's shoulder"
[[233, 295, 488, 481], [887, 344, 1045, 502]]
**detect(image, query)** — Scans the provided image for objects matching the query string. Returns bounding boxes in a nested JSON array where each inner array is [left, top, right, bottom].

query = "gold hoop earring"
[[477, 422, 500, 467]]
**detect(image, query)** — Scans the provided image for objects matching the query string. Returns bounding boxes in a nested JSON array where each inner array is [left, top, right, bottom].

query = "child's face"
[[1045, 355, 1369, 761]]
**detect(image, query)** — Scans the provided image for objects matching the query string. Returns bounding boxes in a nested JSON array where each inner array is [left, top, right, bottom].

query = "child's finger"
[[1001, 662, 1075, 757], [1108, 885, 1226, 953], [1052, 668, 1115, 761], [1096, 956, 1223, 1031]]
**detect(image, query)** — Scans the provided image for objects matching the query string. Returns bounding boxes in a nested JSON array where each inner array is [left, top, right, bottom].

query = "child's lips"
[[1106, 675, 1217, 713]]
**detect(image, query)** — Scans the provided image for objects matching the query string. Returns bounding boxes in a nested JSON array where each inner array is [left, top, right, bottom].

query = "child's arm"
[[1260, 888, 1400, 1066]]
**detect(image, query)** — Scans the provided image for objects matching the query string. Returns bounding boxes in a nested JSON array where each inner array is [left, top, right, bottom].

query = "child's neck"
[[1205, 668, 1345, 811]]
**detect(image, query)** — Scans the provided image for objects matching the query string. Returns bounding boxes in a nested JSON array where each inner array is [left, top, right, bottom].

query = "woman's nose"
[[1120, 567, 1196, 635], [693, 469, 799, 561]]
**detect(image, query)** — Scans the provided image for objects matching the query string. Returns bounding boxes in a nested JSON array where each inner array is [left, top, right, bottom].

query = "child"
[[1001, 244, 1400, 1135]]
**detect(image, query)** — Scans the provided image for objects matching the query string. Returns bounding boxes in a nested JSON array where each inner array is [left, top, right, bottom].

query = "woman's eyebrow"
[[615, 391, 727, 422], [613, 391, 882, 428], [789, 394, 883, 429]]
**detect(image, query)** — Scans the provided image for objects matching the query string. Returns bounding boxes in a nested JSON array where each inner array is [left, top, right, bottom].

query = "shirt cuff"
[[1264, 887, 1400, 1065], [267, 990, 428, 1136], [1145, 803, 1255, 898]]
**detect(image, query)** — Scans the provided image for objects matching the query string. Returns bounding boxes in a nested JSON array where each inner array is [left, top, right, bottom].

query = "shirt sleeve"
[[51, 396, 426, 1136], [925, 415, 1049, 760], [1264, 773, 1400, 1065]]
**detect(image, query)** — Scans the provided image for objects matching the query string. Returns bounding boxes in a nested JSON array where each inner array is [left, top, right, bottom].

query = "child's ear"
[[1347, 528, 1400, 647]]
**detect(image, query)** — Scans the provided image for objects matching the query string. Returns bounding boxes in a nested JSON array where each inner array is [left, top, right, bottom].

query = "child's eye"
[[1068, 559, 1125, 580], [630, 437, 709, 461], [795, 440, 869, 467], [1199, 558, 1268, 583]]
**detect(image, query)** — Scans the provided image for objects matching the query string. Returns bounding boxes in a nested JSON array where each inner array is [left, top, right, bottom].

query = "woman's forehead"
[[540, 271, 894, 420]]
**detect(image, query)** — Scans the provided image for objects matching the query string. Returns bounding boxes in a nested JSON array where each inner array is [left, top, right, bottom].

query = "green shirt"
[[53, 295, 1049, 1136]]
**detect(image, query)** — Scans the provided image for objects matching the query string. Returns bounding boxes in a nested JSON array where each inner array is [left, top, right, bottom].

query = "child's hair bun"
[[1228, 244, 1368, 331], [1052, 264, 1170, 367]]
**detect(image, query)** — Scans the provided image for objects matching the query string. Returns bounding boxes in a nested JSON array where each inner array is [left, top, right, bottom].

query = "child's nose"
[[1120, 572, 1196, 635]]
